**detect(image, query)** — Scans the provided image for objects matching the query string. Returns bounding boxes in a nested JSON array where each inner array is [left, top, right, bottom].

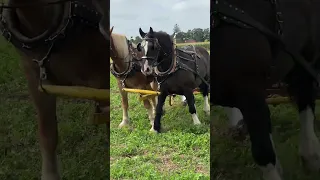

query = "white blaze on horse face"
[[260, 134, 283, 180], [299, 106, 320, 170], [224, 107, 243, 127], [143, 40, 149, 56]]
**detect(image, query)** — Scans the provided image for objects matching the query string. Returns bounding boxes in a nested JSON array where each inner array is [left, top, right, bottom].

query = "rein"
[[212, 0, 320, 85]]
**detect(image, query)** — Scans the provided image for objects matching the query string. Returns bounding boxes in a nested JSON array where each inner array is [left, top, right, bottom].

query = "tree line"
[[130, 24, 209, 44]]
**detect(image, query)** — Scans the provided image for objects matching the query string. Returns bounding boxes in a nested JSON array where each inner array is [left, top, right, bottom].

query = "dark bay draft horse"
[[0, 0, 109, 179], [110, 31, 159, 130], [212, 0, 320, 179], [138, 27, 210, 133]]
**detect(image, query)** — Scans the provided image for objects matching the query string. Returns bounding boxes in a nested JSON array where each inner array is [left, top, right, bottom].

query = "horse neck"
[[13, 0, 53, 36], [158, 49, 174, 72], [111, 54, 131, 73]]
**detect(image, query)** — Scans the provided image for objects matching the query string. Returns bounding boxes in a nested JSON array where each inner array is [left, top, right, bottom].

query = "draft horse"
[[0, 0, 109, 179], [211, 0, 320, 179], [110, 29, 158, 130], [138, 27, 210, 133]]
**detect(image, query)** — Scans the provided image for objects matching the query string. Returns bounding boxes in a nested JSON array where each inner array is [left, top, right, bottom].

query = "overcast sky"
[[110, 0, 210, 38]]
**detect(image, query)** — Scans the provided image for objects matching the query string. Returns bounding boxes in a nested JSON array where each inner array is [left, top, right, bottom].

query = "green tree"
[[203, 28, 210, 41], [133, 36, 142, 44], [173, 24, 181, 34], [191, 28, 204, 42]]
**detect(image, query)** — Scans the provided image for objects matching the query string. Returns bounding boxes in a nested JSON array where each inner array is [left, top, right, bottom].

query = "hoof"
[[204, 110, 210, 116], [150, 127, 159, 133], [182, 100, 187, 106], [227, 119, 247, 141], [41, 173, 61, 180], [118, 120, 129, 128], [194, 121, 201, 125]]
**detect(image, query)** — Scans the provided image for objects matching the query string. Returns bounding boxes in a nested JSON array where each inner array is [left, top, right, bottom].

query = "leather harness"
[[0, 0, 101, 88]]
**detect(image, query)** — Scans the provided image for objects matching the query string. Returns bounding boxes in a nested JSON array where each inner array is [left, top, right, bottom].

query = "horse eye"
[[137, 43, 142, 51]]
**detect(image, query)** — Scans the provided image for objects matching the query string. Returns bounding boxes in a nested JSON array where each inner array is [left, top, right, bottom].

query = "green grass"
[[0, 37, 107, 179], [211, 105, 320, 180], [110, 75, 210, 179]]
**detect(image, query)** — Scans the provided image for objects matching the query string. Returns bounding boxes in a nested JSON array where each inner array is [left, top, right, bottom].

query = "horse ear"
[[139, 28, 146, 38], [110, 26, 114, 34], [149, 27, 154, 34]]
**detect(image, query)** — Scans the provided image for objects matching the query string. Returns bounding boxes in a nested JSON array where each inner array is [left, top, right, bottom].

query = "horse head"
[[137, 27, 173, 76]]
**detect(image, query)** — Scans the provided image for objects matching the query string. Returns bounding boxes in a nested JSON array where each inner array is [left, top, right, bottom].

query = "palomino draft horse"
[[0, 0, 109, 179], [212, 0, 320, 179], [138, 27, 210, 133], [110, 29, 158, 130]]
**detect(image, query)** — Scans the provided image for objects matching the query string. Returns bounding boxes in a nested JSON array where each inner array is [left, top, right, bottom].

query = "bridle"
[[140, 36, 174, 70]]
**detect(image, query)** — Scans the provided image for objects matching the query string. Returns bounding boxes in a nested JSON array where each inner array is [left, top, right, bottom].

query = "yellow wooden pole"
[[266, 97, 290, 104], [38, 85, 110, 101], [122, 88, 160, 95]]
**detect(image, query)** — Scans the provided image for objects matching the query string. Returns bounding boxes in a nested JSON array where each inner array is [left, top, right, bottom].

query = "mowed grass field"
[[0, 37, 107, 179], [211, 104, 320, 180], [110, 44, 210, 179]]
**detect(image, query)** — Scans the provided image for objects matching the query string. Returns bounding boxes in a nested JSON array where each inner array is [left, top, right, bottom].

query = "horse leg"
[[184, 89, 201, 125], [142, 99, 155, 129], [152, 92, 168, 133], [117, 80, 130, 128], [288, 70, 320, 171], [150, 81, 166, 114], [22, 60, 60, 180], [118, 88, 130, 128], [199, 82, 210, 116], [238, 95, 282, 180]]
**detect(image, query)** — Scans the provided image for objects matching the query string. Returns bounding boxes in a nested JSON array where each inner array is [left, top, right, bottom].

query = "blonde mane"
[[111, 33, 130, 62]]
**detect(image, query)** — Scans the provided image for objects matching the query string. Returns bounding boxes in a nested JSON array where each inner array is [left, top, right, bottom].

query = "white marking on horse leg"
[[181, 95, 186, 102], [260, 163, 282, 180], [203, 95, 210, 115], [299, 106, 320, 170], [192, 113, 201, 125], [119, 108, 130, 128], [224, 107, 243, 127], [259, 134, 283, 180]]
